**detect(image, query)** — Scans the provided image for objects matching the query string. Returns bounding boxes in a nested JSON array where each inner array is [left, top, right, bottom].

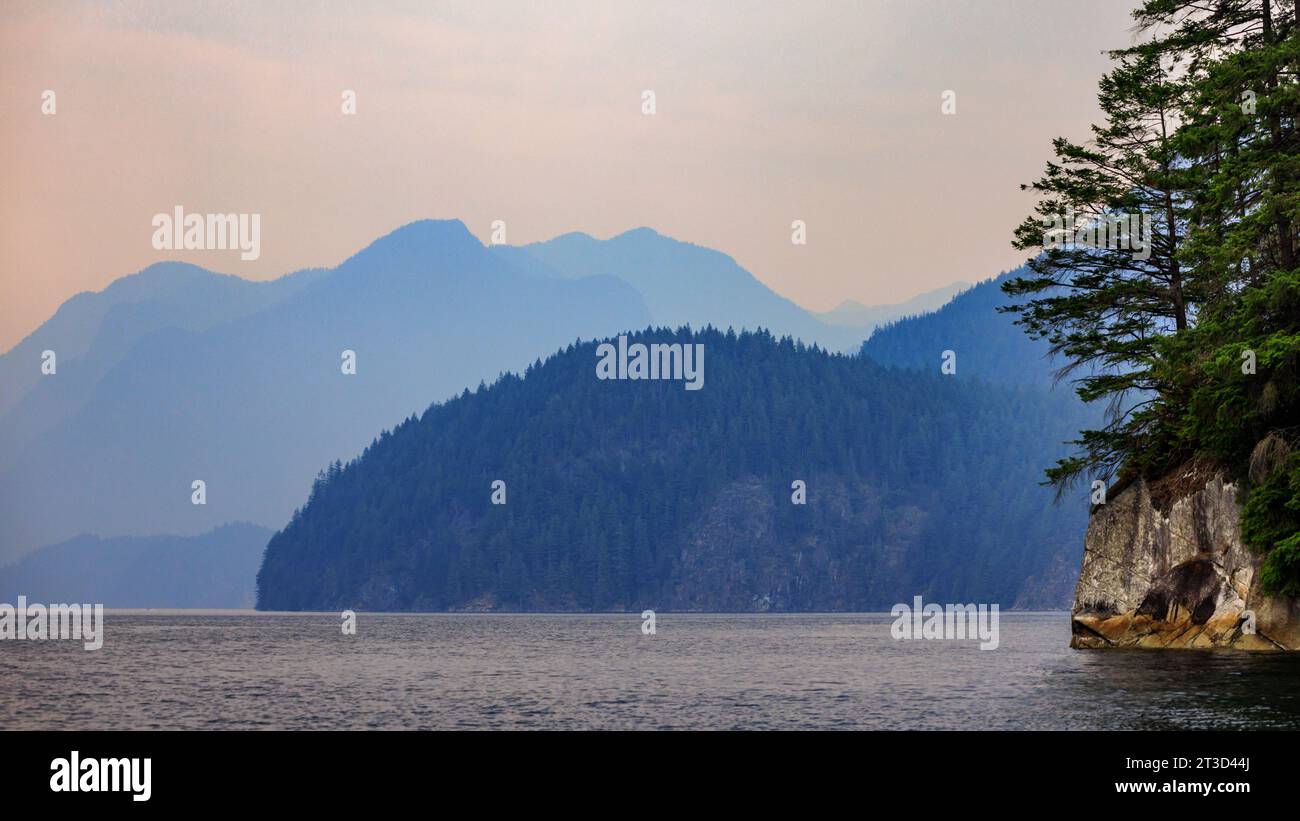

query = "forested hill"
[[257, 327, 1093, 612], [859, 269, 1054, 384]]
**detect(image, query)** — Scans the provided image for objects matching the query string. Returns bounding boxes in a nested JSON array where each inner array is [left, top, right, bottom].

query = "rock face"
[[1071, 473, 1300, 650]]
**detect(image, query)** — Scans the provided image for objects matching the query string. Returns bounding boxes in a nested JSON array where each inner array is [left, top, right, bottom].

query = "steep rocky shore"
[[1071, 470, 1300, 650]]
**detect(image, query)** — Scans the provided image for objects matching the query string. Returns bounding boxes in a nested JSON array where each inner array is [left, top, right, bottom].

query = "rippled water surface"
[[3, 611, 1299, 730]]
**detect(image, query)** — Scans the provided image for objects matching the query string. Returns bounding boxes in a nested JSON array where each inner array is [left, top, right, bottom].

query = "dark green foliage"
[[1003, 49, 1193, 492], [1242, 453, 1300, 597], [258, 328, 1091, 611], [1007, 0, 1300, 593]]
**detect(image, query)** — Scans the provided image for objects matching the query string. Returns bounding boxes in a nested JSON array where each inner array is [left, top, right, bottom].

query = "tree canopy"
[[257, 328, 1092, 611], [1005, 0, 1300, 593]]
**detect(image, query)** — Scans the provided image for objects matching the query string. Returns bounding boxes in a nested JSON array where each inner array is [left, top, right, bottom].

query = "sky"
[[0, 0, 1140, 353]]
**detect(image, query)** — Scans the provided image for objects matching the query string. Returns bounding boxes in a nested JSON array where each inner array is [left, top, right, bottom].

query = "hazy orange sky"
[[1, 0, 1139, 353]]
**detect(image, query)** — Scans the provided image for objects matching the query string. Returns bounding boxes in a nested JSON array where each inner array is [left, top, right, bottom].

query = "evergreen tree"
[[257, 328, 1093, 612], [1009, 0, 1300, 592], [1003, 50, 1195, 491]]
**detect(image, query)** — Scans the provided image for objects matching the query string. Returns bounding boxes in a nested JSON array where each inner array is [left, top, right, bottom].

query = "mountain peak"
[[113, 261, 228, 293], [375, 218, 478, 247], [338, 219, 483, 274], [549, 230, 597, 243], [611, 226, 664, 242]]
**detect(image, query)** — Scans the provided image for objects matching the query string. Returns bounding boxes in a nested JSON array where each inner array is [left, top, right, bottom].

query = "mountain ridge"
[[0, 522, 270, 609], [257, 326, 1092, 612], [0, 220, 654, 562], [859, 268, 1059, 385], [816, 281, 971, 329]]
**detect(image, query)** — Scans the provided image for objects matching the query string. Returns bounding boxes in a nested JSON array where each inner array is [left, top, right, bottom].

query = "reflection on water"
[[3, 611, 1298, 730]]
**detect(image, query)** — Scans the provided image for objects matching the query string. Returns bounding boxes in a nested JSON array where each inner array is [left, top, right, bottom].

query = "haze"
[[0, 0, 1137, 353]]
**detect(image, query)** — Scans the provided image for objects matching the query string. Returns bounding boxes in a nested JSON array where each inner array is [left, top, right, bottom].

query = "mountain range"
[[258, 327, 1091, 611], [815, 281, 970, 329], [0, 220, 652, 562], [0, 220, 1088, 609], [0, 523, 269, 609], [0, 220, 886, 568], [859, 270, 1057, 385], [493, 229, 873, 352]]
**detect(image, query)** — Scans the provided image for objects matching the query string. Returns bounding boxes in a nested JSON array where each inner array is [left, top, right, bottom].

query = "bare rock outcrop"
[[1070, 472, 1300, 650]]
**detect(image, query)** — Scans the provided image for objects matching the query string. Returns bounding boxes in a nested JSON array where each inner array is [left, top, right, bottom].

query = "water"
[[3, 611, 1300, 730]]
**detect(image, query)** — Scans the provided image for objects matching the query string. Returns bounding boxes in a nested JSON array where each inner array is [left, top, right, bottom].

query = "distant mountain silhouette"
[[0, 223, 1082, 611], [258, 328, 1092, 612], [859, 269, 1060, 385], [495, 228, 869, 352], [0, 262, 326, 463], [0, 220, 651, 562], [815, 281, 970, 329], [0, 522, 269, 609]]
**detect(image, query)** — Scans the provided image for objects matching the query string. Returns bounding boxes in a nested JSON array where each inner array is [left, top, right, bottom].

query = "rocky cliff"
[[1071, 469, 1300, 650]]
